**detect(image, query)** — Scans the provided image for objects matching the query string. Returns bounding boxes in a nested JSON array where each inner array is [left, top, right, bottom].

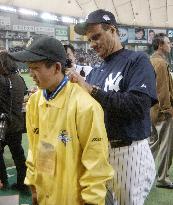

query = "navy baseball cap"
[[9, 36, 67, 66], [74, 9, 117, 35]]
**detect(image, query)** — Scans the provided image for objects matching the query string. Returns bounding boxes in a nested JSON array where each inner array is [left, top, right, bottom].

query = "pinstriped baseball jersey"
[[86, 48, 157, 141]]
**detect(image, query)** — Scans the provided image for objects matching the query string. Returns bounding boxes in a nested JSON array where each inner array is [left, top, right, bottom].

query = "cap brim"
[[74, 22, 88, 35], [9, 50, 47, 62]]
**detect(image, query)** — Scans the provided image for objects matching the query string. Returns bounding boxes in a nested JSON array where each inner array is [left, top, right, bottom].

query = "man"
[[150, 33, 173, 189], [64, 44, 92, 78], [69, 9, 158, 205], [148, 29, 155, 44], [0, 51, 28, 193], [64, 44, 76, 68], [10, 36, 113, 205]]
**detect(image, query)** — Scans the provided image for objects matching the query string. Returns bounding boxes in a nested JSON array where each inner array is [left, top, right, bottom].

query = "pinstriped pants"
[[108, 139, 156, 205]]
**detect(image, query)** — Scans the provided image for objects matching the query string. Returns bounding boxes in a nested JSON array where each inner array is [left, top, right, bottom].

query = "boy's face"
[[135, 31, 144, 39], [28, 61, 59, 91]]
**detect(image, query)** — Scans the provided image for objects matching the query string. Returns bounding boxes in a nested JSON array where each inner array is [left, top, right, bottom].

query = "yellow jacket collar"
[[38, 81, 71, 108]]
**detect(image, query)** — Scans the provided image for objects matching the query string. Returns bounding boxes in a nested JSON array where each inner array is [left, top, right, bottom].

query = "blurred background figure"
[[64, 44, 93, 78], [150, 33, 173, 189], [148, 29, 155, 44], [0, 51, 29, 194], [64, 44, 76, 67], [0, 180, 3, 189]]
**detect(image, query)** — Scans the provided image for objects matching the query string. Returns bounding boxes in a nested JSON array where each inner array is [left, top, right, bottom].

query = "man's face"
[[162, 36, 171, 54], [86, 24, 116, 59], [149, 32, 155, 39], [28, 61, 58, 91], [66, 47, 76, 64]]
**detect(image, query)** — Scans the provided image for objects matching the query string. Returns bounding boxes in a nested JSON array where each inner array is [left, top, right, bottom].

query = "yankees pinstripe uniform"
[[86, 48, 157, 205]]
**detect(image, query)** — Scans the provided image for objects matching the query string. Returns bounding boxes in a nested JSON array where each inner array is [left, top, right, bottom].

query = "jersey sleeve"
[[125, 52, 157, 105]]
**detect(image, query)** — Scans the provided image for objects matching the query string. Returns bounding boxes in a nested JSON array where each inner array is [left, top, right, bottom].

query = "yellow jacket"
[[25, 81, 114, 205]]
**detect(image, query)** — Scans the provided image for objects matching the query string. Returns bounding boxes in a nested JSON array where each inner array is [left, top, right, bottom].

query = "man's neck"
[[155, 50, 167, 59], [111, 42, 123, 54]]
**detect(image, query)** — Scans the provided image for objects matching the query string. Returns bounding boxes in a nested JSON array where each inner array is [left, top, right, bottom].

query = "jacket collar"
[[151, 51, 167, 61], [38, 81, 71, 108]]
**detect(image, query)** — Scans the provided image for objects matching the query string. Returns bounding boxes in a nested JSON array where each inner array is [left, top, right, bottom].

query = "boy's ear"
[[55, 62, 62, 73]]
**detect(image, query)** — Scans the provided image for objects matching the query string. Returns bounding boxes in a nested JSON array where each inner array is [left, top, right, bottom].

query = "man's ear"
[[158, 43, 163, 50], [110, 26, 116, 34]]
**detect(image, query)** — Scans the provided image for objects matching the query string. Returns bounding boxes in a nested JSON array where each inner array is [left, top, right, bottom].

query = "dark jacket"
[[0, 74, 26, 134], [150, 52, 173, 124]]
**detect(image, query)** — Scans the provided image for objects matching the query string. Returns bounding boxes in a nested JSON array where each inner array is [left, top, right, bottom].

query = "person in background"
[[68, 9, 157, 205], [18, 71, 29, 134], [0, 180, 3, 188], [10, 36, 114, 205], [0, 51, 28, 193], [148, 29, 155, 44], [64, 44, 92, 78], [150, 33, 173, 189], [64, 44, 76, 68]]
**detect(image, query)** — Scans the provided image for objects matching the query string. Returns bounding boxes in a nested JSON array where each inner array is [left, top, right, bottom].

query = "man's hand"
[[66, 68, 93, 93], [66, 68, 83, 83], [30, 185, 38, 205]]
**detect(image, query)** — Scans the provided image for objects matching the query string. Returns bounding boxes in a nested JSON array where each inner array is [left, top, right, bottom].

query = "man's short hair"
[[149, 29, 155, 34], [152, 33, 167, 51], [64, 44, 75, 54], [101, 23, 119, 36]]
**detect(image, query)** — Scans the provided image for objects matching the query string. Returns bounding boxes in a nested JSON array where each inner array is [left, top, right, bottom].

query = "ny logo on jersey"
[[141, 84, 147, 88], [104, 72, 123, 92]]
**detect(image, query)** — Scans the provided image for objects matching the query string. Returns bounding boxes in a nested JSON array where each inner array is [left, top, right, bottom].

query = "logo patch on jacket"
[[58, 130, 71, 145], [33, 128, 39, 134]]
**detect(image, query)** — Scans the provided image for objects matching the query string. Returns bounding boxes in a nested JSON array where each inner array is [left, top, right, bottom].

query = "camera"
[[65, 58, 72, 68], [0, 113, 8, 142]]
